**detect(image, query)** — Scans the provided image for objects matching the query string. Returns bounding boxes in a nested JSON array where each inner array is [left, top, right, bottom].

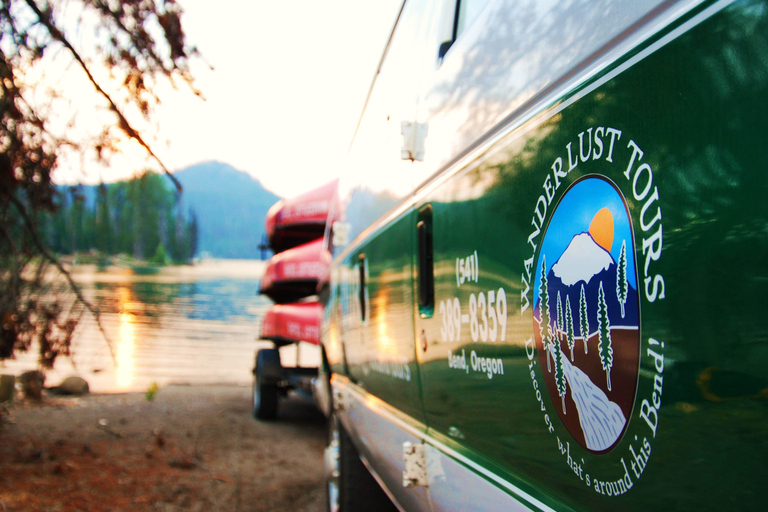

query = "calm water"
[[1, 260, 275, 393]]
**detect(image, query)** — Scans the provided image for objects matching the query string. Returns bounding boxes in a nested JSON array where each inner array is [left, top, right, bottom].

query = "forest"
[[47, 171, 198, 265]]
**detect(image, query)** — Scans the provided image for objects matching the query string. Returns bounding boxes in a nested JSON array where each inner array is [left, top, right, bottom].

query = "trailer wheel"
[[253, 349, 280, 420], [325, 412, 397, 512]]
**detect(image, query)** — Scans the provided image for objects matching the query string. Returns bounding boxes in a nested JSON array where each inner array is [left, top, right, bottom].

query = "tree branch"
[[6, 193, 117, 364], [23, 0, 183, 193]]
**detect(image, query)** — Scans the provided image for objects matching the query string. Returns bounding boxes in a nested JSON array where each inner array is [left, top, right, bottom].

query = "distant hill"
[[174, 161, 281, 259]]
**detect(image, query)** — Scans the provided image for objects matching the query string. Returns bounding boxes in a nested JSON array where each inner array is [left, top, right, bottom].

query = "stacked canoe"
[[252, 180, 338, 419]]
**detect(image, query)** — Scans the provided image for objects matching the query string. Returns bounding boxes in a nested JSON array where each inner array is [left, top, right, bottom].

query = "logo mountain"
[[533, 177, 640, 453]]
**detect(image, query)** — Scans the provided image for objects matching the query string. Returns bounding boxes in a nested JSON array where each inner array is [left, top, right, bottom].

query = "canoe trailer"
[[252, 180, 338, 420]]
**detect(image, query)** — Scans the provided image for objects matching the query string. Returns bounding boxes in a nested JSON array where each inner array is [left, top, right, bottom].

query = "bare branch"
[[6, 192, 117, 364], [23, 0, 183, 193]]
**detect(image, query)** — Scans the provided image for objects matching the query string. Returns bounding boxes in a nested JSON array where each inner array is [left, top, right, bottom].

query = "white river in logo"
[[545, 342, 626, 450]]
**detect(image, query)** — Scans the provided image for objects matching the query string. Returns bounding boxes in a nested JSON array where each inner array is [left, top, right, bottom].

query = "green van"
[[318, 1, 768, 510]]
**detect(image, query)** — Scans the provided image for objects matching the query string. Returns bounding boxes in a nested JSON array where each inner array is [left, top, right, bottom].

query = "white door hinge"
[[401, 121, 428, 161], [402, 441, 428, 488]]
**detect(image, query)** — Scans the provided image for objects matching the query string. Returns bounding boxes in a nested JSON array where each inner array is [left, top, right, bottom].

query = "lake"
[[1, 260, 276, 393]]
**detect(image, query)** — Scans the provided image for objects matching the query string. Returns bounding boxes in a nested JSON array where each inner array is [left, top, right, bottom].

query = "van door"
[[340, 208, 434, 512]]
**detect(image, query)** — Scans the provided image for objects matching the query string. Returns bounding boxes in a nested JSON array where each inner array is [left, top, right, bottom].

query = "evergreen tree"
[[557, 291, 563, 337], [566, 296, 575, 362], [112, 182, 134, 256], [617, 240, 628, 318], [47, 174, 198, 264], [579, 283, 589, 354], [598, 281, 614, 391], [538, 257, 553, 372], [187, 210, 199, 261], [168, 206, 198, 263], [553, 320, 567, 414], [95, 183, 112, 255], [150, 243, 169, 265], [50, 193, 71, 254], [68, 186, 92, 253], [136, 172, 161, 259]]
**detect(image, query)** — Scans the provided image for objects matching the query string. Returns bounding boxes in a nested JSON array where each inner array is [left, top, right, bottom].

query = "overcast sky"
[[52, 0, 402, 198]]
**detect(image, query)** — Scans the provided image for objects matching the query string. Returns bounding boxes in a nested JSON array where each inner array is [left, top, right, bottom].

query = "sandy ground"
[[0, 385, 328, 512]]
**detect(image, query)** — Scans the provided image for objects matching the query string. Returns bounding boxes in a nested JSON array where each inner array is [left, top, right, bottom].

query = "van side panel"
[[343, 211, 423, 423], [334, 211, 432, 510], [413, 2, 768, 510], [326, 1, 768, 511]]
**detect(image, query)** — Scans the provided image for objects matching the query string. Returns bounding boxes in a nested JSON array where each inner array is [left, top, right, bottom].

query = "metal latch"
[[332, 386, 347, 412], [332, 221, 351, 247], [401, 121, 428, 161], [402, 442, 428, 488]]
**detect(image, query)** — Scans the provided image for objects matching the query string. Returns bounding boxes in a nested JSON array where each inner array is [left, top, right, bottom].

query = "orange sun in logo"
[[588, 207, 614, 252]]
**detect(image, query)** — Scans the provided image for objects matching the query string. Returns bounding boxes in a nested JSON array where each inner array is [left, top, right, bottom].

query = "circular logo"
[[532, 176, 640, 453]]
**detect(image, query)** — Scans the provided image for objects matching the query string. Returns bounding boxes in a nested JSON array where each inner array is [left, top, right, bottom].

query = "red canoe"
[[260, 301, 322, 346], [260, 238, 331, 303], [265, 179, 339, 253]]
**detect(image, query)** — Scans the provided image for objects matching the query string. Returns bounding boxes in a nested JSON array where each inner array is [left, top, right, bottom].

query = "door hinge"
[[402, 441, 428, 488], [401, 121, 428, 161]]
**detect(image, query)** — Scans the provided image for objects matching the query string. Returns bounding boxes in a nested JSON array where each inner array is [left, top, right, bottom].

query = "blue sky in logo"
[[533, 177, 637, 305]]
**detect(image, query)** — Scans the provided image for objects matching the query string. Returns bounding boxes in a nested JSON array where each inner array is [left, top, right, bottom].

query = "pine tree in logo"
[[579, 284, 589, 354], [565, 296, 575, 362], [557, 291, 563, 339], [553, 321, 567, 414], [617, 240, 628, 318], [598, 281, 614, 391], [538, 257, 553, 372]]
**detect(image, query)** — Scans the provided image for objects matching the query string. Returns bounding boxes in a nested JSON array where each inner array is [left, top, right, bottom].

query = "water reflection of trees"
[[93, 278, 266, 323]]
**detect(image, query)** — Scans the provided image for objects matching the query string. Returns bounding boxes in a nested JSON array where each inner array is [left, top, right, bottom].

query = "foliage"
[[50, 171, 198, 264], [0, 0, 197, 366], [145, 381, 159, 401]]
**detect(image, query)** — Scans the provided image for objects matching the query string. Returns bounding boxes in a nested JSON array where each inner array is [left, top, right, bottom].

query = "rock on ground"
[[50, 375, 90, 396]]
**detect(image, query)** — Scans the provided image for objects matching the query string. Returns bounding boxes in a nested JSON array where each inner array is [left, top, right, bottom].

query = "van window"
[[456, 0, 492, 38], [439, 0, 492, 61]]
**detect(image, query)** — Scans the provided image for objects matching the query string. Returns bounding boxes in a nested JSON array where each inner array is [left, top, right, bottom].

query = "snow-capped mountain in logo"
[[551, 233, 614, 286], [537, 232, 639, 333]]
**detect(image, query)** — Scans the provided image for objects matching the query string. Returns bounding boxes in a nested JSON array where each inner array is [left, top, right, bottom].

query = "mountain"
[[536, 232, 639, 335], [551, 233, 614, 287], [174, 161, 281, 259]]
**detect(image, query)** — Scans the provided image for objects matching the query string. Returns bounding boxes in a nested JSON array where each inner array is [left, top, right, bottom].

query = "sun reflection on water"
[[116, 287, 136, 390]]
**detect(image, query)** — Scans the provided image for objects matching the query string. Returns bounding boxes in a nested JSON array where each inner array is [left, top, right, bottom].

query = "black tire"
[[325, 412, 397, 512], [252, 373, 278, 420], [253, 349, 280, 420]]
